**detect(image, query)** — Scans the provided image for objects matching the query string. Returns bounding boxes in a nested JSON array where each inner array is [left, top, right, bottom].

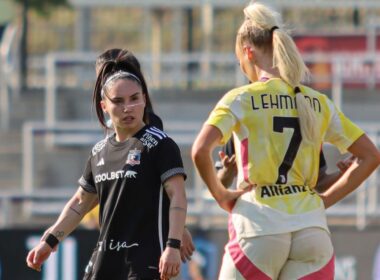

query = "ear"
[[243, 46, 254, 61], [100, 100, 107, 113]]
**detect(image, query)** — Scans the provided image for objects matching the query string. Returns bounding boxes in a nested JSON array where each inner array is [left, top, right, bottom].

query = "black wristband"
[[166, 238, 181, 249], [45, 233, 59, 249]]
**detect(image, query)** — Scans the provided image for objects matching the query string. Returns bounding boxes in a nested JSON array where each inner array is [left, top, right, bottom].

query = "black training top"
[[79, 125, 186, 280]]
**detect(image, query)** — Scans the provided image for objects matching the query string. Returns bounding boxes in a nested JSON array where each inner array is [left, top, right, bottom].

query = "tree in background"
[[11, 0, 69, 89]]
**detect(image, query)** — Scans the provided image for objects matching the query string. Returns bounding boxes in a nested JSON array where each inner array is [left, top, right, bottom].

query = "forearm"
[[168, 191, 187, 241], [48, 188, 96, 241], [164, 175, 187, 242], [315, 171, 341, 193], [194, 151, 227, 202], [322, 155, 379, 208]]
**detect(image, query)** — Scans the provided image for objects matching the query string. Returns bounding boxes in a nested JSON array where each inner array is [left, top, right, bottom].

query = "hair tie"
[[294, 86, 302, 94], [270, 26, 279, 33]]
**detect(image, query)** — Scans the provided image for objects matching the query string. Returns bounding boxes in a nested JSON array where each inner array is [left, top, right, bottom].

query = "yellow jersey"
[[206, 78, 364, 237]]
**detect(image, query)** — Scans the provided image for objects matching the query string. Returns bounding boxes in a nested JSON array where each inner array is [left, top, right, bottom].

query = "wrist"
[[44, 233, 60, 249], [166, 238, 181, 250]]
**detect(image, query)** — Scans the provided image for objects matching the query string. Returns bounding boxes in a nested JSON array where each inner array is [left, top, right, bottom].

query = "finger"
[[173, 264, 180, 276], [186, 245, 194, 256], [180, 251, 186, 263], [189, 242, 195, 251], [160, 263, 168, 279], [169, 263, 179, 278], [236, 185, 253, 195], [226, 155, 236, 165], [33, 250, 40, 265], [218, 150, 226, 160], [348, 155, 356, 160], [26, 251, 35, 267], [336, 162, 347, 172], [159, 257, 163, 273]]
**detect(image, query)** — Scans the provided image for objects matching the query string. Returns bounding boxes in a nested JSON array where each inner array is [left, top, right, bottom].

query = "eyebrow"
[[129, 92, 141, 98], [110, 91, 141, 100]]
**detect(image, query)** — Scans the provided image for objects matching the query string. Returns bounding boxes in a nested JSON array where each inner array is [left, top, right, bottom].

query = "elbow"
[[191, 142, 206, 165], [374, 150, 380, 167], [368, 148, 380, 167]]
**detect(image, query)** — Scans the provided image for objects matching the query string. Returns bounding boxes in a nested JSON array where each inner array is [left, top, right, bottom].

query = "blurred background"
[[0, 0, 380, 279]]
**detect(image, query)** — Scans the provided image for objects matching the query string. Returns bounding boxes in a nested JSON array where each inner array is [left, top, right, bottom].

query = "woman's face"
[[101, 78, 146, 136]]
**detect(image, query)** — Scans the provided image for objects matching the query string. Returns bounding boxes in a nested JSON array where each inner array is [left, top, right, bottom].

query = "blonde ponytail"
[[239, 2, 318, 144]]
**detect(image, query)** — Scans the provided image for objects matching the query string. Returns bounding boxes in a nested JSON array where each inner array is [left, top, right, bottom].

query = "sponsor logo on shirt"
[[140, 128, 167, 148], [96, 158, 105, 166], [125, 170, 137, 178], [98, 239, 139, 252], [94, 170, 138, 183], [126, 149, 141, 166], [260, 185, 315, 198]]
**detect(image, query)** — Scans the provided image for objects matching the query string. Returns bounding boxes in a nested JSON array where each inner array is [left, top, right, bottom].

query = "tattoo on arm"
[[55, 231, 64, 238], [69, 206, 81, 216], [170, 206, 186, 212]]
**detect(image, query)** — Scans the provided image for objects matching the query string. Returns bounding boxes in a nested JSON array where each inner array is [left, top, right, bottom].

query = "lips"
[[122, 116, 135, 123]]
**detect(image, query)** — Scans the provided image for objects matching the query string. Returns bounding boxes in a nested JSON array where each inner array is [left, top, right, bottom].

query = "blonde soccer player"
[[192, 2, 380, 279]]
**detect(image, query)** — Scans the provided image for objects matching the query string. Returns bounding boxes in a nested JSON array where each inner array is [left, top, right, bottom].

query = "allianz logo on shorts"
[[95, 170, 138, 183]]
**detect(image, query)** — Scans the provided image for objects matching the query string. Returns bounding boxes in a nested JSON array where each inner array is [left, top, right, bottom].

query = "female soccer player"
[[192, 2, 380, 279], [27, 53, 188, 280], [82, 48, 195, 263]]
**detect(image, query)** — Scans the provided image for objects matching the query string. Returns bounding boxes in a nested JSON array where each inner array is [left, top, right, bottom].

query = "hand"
[[336, 155, 357, 173], [159, 247, 181, 279], [26, 242, 53, 272], [217, 187, 252, 212], [217, 151, 237, 188], [180, 228, 195, 263], [219, 151, 237, 174]]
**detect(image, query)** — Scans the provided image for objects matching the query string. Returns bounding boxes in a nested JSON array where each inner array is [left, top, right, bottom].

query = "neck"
[[115, 122, 145, 142], [254, 54, 280, 81]]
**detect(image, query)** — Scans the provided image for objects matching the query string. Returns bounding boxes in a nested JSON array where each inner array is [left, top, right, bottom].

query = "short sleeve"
[[324, 101, 364, 153], [154, 138, 187, 184], [206, 95, 239, 145], [78, 154, 97, 194]]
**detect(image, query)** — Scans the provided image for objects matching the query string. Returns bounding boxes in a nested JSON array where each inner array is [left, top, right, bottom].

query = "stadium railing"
[[44, 51, 380, 125], [0, 120, 377, 229], [0, 24, 20, 130]]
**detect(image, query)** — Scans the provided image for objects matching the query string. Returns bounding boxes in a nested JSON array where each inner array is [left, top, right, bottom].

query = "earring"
[[106, 118, 113, 129]]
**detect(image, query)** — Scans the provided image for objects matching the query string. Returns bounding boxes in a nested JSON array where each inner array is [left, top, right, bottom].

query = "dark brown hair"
[[93, 49, 153, 128]]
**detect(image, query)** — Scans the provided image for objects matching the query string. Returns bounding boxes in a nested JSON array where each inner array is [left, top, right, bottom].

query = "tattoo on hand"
[[69, 206, 81, 216], [55, 231, 64, 238]]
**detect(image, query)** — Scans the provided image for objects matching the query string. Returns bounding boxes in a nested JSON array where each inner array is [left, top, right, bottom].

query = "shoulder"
[[91, 136, 108, 156], [139, 126, 174, 149], [220, 84, 251, 103]]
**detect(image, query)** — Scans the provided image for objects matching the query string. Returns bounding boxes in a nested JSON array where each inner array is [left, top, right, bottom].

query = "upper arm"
[[74, 187, 98, 212], [193, 124, 224, 156], [163, 174, 186, 200], [347, 134, 380, 161]]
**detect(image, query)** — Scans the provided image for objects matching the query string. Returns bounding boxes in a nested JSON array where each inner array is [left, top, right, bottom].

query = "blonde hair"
[[237, 2, 318, 144]]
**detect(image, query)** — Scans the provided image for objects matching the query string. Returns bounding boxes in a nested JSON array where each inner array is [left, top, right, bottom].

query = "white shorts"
[[219, 224, 334, 280]]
